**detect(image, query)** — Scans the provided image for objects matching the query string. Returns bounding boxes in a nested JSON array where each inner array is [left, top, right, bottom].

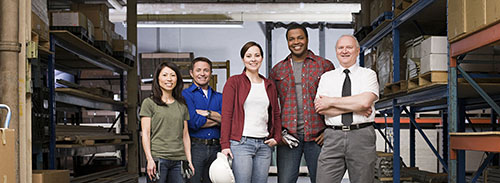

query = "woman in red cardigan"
[[220, 41, 282, 183]]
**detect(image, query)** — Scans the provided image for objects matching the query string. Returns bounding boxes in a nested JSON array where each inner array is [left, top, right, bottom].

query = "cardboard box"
[[448, 0, 466, 41], [420, 53, 448, 74], [94, 27, 107, 41], [466, 0, 487, 33], [0, 129, 15, 183], [71, 3, 109, 20], [50, 11, 88, 29], [112, 40, 136, 56], [421, 36, 447, 56], [32, 12, 50, 41], [487, 0, 500, 25], [32, 170, 70, 183]]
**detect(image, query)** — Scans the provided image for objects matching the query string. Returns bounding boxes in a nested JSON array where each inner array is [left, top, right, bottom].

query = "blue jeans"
[[147, 158, 185, 183], [190, 142, 220, 183], [277, 134, 321, 183], [230, 137, 273, 183]]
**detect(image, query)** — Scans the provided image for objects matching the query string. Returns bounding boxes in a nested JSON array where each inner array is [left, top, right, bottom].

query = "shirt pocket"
[[275, 73, 291, 94]]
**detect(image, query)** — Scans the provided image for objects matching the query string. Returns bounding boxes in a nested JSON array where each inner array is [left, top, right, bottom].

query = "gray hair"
[[336, 34, 360, 49]]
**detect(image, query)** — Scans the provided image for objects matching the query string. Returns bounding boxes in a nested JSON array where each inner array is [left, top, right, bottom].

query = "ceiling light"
[[136, 21, 244, 28]]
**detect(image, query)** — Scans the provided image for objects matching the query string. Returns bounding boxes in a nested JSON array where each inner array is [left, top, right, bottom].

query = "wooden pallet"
[[50, 26, 93, 45], [31, 31, 50, 50], [418, 71, 448, 87], [383, 80, 408, 96], [94, 41, 113, 56], [395, 0, 420, 17], [407, 76, 419, 90]]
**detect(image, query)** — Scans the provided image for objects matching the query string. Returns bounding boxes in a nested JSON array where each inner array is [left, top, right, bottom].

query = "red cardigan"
[[220, 71, 282, 149]]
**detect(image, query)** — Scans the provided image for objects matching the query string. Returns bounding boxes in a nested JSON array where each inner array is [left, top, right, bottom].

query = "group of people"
[[139, 23, 380, 183]]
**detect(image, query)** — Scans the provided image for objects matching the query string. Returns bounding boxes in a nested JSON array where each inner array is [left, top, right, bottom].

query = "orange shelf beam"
[[450, 132, 500, 160], [374, 117, 494, 124], [450, 22, 500, 57]]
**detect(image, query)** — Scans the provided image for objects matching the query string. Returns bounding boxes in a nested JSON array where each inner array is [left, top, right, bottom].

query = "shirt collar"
[[286, 50, 316, 63], [188, 83, 213, 93], [338, 63, 359, 74]]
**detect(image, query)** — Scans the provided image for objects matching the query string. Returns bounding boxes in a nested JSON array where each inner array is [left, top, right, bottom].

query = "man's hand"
[[315, 132, 324, 146], [196, 109, 209, 117], [314, 95, 336, 113]]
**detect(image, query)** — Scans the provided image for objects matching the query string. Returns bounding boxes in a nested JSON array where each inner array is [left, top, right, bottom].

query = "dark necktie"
[[342, 69, 353, 126]]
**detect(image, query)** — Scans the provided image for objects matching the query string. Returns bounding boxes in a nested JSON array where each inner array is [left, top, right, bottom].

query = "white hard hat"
[[209, 152, 235, 183]]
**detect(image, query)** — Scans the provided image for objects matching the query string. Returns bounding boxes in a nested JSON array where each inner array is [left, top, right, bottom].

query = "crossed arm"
[[314, 92, 378, 117]]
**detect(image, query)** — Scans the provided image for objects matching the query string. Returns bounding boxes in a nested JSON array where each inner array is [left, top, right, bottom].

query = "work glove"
[[282, 129, 299, 148], [181, 160, 194, 179]]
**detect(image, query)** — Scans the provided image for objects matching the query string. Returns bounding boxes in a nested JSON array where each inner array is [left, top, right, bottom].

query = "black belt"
[[327, 122, 373, 131], [191, 137, 220, 145]]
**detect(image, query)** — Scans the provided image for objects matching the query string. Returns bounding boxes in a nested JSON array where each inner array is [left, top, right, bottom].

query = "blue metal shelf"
[[359, 1, 444, 182]]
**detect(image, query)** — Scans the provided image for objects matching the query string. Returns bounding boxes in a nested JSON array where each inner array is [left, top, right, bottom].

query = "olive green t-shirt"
[[139, 98, 190, 160]]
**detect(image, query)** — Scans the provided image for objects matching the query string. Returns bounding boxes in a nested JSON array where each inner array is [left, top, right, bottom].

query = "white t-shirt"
[[242, 82, 270, 138], [316, 64, 379, 126]]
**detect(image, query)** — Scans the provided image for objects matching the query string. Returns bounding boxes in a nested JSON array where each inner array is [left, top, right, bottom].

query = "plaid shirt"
[[270, 50, 334, 142]]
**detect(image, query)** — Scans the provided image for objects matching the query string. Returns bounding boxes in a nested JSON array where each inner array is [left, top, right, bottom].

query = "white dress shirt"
[[316, 64, 379, 126]]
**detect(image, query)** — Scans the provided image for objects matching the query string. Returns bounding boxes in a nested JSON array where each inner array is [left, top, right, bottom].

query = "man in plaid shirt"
[[270, 23, 335, 183]]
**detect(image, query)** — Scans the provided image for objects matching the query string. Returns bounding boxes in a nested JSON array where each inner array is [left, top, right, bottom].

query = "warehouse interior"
[[1, 0, 500, 182]]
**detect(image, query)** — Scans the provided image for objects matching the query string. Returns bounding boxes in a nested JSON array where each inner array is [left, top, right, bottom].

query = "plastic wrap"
[[376, 36, 393, 93], [32, 0, 48, 25]]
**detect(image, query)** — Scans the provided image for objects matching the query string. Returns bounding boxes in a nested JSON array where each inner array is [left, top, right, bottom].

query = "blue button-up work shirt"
[[182, 84, 223, 139]]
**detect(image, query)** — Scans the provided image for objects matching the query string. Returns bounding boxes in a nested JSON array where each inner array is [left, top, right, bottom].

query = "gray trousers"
[[316, 125, 376, 183]]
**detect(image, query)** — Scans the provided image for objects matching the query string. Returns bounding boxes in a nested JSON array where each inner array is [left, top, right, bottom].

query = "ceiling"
[[49, 0, 361, 22]]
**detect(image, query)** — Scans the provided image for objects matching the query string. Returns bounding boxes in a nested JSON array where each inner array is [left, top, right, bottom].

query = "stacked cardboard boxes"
[[420, 36, 448, 74], [449, 0, 500, 42], [71, 4, 113, 53]]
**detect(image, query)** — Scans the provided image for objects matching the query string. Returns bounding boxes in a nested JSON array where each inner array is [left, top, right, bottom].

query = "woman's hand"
[[264, 138, 278, 147], [189, 161, 195, 175], [221, 148, 233, 159], [147, 159, 156, 181]]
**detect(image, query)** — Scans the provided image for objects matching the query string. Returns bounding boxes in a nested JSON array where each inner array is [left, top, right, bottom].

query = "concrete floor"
[[139, 176, 350, 183]]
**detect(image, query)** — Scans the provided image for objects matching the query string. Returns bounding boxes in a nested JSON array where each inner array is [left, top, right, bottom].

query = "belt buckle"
[[342, 125, 351, 131]]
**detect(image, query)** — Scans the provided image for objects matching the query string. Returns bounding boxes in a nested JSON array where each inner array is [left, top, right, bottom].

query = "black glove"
[[181, 160, 194, 179]]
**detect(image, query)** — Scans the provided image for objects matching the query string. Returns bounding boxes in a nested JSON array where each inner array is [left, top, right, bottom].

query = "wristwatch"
[[207, 110, 211, 119]]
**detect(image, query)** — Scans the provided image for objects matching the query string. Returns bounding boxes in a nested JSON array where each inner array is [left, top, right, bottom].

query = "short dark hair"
[[151, 62, 186, 106], [286, 22, 309, 40], [190, 57, 213, 71], [240, 41, 263, 59]]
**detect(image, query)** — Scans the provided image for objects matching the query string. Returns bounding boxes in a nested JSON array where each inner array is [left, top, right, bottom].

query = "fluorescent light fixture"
[[137, 21, 244, 28]]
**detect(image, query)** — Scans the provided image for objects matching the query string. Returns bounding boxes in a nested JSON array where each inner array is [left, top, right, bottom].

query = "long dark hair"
[[151, 62, 186, 106]]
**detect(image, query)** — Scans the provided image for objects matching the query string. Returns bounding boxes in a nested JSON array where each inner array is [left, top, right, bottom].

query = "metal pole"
[[319, 22, 325, 58], [393, 102, 401, 183], [265, 22, 273, 77], [409, 107, 416, 167], [48, 35, 56, 169]]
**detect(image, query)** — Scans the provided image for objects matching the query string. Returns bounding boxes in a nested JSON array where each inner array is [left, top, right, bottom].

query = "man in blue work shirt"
[[182, 57, 223, 183]]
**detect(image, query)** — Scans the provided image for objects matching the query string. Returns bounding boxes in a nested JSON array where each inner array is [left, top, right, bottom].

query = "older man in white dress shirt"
[[314, 35, 379, 183]]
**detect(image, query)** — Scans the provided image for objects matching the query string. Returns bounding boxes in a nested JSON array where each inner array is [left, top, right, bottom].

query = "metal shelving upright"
[[448, 21, 500, 183], [46, 30, 132, 169], [360, 0, 449, 182]]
